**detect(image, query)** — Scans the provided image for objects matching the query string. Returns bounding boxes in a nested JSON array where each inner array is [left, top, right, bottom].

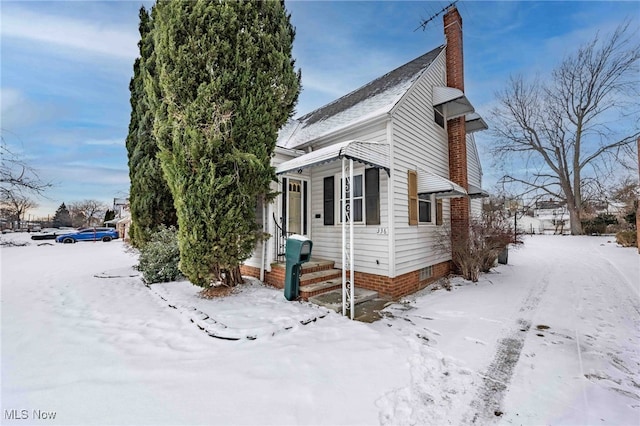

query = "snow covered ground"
[[1, 233, 638, 425]]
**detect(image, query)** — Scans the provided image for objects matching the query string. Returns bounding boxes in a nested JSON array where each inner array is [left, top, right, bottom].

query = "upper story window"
[[434, 107, 445, 128]]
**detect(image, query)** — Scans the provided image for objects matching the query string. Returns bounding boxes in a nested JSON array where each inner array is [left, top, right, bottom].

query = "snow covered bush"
[[138, 226, 181, 284]]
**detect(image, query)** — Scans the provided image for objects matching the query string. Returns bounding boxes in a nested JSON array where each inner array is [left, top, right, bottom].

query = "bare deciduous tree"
[[490, 22, 640, 234], [1, 134, 51, 199], [69, 200, 108, 227], [0, 193, 38, 227]]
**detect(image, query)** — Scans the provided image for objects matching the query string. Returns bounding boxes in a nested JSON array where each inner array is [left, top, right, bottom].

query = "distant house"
[[517, 199, 569, 235], [241, 7, 488, 301], [105, 197, 131, 241]]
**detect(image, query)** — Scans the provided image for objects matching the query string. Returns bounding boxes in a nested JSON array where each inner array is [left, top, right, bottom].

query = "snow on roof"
[[278, 46, 444, 149]]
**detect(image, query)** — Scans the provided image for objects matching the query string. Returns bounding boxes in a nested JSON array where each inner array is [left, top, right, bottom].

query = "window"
[[409, 170, 435, 225], [289, 181, 301, 193], [419, 266, 433, 281], [365, 168, 380, 225], [434, 107, 445, 128], [408, 170, 418, 225], [419, 194, 433, 223], [340, 174, 363, 223], [325, 168, 380, 225]]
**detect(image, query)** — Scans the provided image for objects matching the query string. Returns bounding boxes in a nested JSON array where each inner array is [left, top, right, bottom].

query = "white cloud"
[[0, 87, 62, 130], [1, 7, 138, 60]]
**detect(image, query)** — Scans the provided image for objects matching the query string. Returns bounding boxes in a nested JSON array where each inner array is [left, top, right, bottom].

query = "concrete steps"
[[299, 277, 342, 299], [300, 268, 342, 286], [270, 257, 390, 321], [271, 258, 345, 300]]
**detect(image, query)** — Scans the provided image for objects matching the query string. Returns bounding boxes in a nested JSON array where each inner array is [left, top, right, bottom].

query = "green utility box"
[[284, 235, 313, 301]]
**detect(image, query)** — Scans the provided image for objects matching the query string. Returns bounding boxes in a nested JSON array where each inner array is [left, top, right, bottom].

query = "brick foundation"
[[265, 266, 285, 289], [243, 259, 451, 300], [351, 260, 451, 300], [239, 265, 261, 280]]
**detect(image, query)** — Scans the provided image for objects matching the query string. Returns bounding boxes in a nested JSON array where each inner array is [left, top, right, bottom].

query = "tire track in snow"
[[466, 269, 552, 424]]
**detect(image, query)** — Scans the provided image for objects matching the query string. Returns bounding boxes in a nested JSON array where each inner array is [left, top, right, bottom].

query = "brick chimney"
[[444, 6, 470, 249]]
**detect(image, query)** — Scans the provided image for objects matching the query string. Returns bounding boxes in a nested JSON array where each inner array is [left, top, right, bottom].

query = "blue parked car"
[[56, 227, 119, 243]]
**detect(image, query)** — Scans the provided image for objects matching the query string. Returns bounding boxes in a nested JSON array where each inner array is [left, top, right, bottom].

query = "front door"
[[276, 177, 308, 261], [281, 177, 308, 236], [287, 179, 303, 235]]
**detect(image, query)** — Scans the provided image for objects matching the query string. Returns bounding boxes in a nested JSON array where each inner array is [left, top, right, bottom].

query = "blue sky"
[[1, 1, 638, 218]]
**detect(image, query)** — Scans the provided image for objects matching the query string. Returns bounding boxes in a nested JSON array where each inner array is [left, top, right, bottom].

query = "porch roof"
[[275, 140, 390, 175], [417, 169, 468, 198]]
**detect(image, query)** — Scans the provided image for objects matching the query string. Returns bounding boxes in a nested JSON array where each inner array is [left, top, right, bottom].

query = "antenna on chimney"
[[414, 0, 458, 32]]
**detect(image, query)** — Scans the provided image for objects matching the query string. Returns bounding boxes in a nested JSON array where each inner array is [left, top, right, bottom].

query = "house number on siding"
[[376, 228, 388, 235]]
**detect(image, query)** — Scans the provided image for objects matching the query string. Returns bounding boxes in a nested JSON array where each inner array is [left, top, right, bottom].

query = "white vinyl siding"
[[467, 134, 483, 217], [308, 119, 390, 275], [390, 51, 452, 276], [311, 164, 390, 274]]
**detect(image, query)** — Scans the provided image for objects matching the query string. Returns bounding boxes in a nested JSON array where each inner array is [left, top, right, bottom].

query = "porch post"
[[342, 158, 347, 316], [349, 158, 355, 319], [341, 157, 355, 319]]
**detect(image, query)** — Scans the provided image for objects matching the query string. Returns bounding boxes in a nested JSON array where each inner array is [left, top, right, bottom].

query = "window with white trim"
[[419, 194, 434, 223], [338, 173, 364, 223], [325, 168, 380, 226]]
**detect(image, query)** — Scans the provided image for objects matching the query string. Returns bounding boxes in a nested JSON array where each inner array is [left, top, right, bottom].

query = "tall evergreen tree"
[[150, 0, 300, 287], [52, 203, 72, 227], [103, 209, 116, 223], [126, 6, 177, 248]]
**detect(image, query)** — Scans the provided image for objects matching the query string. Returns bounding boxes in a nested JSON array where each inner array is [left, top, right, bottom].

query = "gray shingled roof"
[[278, 45, 444, 149]]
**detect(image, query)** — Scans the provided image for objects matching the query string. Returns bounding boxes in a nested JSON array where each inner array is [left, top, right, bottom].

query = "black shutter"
[[323, 176, 334, 225], [365, 168, 380, 225]]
